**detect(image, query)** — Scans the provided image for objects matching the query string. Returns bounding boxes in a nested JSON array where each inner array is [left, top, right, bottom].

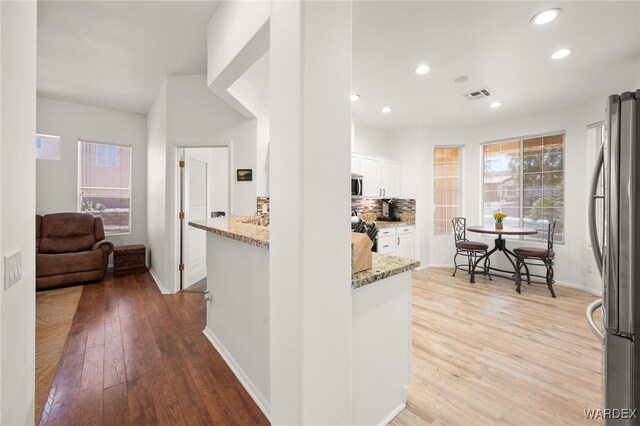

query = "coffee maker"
[[378, 199, 400, 221]]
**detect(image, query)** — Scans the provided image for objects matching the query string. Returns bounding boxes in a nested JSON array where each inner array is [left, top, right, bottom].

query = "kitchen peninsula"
[[189, 216, 419, 425]]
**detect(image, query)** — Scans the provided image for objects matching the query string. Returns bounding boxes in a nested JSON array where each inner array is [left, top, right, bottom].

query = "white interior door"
[[184, 156, 208, 287]]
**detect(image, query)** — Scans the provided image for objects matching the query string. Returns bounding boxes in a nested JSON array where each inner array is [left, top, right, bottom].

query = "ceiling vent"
[[464, 88, 493, 100]]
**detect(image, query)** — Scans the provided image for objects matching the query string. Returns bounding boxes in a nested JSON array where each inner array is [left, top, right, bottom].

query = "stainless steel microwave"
[[351, 173, 363, 198]]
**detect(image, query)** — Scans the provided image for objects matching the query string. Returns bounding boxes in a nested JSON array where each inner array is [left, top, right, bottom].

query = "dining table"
[[466, 225, 538, 292]]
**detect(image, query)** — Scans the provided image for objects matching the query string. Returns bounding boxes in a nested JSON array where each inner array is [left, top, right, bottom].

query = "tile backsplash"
[[352, 198, 416, 223]]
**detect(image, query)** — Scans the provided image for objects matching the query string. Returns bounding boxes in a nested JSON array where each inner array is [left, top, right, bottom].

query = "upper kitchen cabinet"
[[381, 160, 400, 197], [355, 154, 400, 197], [351, 154, 361, 175]]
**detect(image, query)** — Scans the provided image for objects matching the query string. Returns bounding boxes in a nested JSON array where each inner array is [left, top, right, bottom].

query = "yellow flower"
[[493, 212, 507, 223]]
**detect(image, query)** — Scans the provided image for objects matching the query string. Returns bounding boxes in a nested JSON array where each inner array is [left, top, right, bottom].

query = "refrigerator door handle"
[[588, 144, 605, 276], [586, 298, 604, 341]]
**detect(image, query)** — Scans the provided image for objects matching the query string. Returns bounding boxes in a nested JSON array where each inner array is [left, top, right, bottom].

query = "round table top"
[[467, 225, 538, 236]]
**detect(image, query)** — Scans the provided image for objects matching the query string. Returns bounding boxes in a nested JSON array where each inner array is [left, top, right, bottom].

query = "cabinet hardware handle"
[[397, 237, 400, 245]]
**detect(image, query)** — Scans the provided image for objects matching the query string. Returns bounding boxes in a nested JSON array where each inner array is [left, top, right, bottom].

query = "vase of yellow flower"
[[493, 212, 507, 230]]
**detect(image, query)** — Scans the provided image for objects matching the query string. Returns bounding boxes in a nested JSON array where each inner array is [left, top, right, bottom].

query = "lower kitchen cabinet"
[[376, 225, 415, 258]]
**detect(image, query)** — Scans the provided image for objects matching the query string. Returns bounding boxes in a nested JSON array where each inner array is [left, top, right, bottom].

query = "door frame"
[[173, 143, 233, 292]]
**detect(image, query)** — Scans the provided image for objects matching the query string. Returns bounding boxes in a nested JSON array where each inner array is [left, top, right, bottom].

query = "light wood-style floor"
[[392, 268, 603, 425]]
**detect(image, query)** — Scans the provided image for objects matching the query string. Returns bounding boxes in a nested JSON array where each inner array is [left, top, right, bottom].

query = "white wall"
[[270, 1, 352, 423], [36, 97, 148, 251], [0, 1, 37, 424], [147, 74, 258, 293], [352, 123, 394, 159], [391, 94, 636, 294], [146, 80, 167, 286]]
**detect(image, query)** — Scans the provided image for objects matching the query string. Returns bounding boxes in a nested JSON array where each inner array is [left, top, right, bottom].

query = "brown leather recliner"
[[36, 213, 114, 290]]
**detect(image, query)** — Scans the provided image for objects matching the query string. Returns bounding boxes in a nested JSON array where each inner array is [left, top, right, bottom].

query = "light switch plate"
[[4, 251, 22, 290]]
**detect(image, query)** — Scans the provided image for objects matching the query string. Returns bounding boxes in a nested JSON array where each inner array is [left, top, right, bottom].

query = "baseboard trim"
[[148, 267, 171, 294], [202, 327, 271, 421], [419, 265, 602, 296], [377, 403, 407, 426]]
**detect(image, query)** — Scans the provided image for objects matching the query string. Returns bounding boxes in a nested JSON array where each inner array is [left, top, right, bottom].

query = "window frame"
[[433, 145, 464, 236], [77, 139, 133, 236], [480, 131, 566, 244], [35, 133, 61, 161]]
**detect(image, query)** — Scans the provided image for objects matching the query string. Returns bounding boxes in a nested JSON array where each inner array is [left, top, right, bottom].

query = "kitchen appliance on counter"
[[377, 199, 401, 221], [351, 173, 363, 198], [587, 89, 639, 424]]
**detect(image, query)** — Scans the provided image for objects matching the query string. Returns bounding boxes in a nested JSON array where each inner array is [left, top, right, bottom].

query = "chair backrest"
[[452, 217, 466, 243], [38, 213, 104, 254], [547, 221, 557, 252]]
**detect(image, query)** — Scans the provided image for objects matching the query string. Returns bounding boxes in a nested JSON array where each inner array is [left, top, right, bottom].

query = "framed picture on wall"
[[237, 169, 253, 181]]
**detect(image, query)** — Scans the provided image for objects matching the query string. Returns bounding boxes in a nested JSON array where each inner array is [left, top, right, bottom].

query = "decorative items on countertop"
[[493, 212, 507, 230]]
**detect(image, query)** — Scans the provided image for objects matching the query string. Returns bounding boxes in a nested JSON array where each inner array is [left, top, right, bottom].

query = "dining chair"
[[513, 221, 557, 297], [451, 217, 491, 278]]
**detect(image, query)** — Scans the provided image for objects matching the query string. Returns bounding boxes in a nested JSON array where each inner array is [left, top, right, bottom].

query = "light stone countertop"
[[374, 220, 416, 228], [189, 217, 269, 249], [189, 217, 420, 288], [352, 252, 420, 289]]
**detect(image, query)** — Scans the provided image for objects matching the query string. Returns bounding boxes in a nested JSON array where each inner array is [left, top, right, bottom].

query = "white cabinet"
[[351, 154, 361, 175], [381, 160, 400, 197], [375, 225, 415, 258], [355, 154, 400, 198], [360, 156, 382, 197], [396, 234, 415, 259]]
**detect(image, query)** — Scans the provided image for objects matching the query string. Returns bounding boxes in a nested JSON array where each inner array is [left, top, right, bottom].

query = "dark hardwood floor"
[[39, 271, 269, 425]]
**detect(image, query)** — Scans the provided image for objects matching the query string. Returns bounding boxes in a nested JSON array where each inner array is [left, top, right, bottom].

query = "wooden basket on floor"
[[113, 244, 147, 276]]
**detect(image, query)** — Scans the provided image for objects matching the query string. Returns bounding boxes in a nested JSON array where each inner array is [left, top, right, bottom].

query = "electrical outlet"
[[4, 251, 22, 290]]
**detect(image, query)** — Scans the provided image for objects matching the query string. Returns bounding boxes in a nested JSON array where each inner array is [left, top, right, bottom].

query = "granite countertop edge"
[[352, 253, 420, 289], [371, 220, 416, 228], [189, 220, 270, 249]]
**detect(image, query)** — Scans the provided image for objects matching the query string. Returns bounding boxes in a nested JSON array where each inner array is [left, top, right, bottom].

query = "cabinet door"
[[377, 236, 396, 255], [351, 154, 361, 175], [381, 160, 400, 197], [396, 234, 415, 259], [360, 156, 382, 197]]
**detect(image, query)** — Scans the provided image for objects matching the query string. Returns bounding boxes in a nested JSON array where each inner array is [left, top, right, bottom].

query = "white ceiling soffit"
[[207, 1, 270, 118], [352, 1, 640, 130], [37, 1, 221, 115]]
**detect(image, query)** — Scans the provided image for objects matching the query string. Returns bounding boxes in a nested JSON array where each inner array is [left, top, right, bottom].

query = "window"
[[482, 133, 565, 243], [35, 134, 61, 160], [434, 146, 462, 235], [96, 144, 118, 166], [78, 140, 132, 235]]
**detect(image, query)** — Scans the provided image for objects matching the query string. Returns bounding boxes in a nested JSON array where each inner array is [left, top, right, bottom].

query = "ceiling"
[[352, 1, 640, 130], [37, 1, 220, 114]]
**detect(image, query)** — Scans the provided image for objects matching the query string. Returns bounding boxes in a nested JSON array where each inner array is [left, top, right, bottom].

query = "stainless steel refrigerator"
[[588, 89, 640, 424]]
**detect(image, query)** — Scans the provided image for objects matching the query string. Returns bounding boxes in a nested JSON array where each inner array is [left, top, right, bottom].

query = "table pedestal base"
[[470, 236, 522, 293]]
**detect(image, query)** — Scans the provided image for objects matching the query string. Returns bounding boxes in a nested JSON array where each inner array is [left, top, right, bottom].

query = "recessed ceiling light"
[[551, 48, 573, 60], [531, 8, 562, 25], [489, 101, 503, 109], [414, 64, 430, 75], [381, 106, 392, 114], [350, 94, 360, 101], [454, 75, 471, 83]]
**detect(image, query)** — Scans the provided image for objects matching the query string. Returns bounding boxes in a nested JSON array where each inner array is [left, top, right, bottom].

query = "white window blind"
[[482, 133, 565, 243], [433, 146, 462, 235], [78, 140, 132, 235]]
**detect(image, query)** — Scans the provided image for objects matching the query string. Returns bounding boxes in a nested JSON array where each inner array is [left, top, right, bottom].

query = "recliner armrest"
[[92, 240, 114, 255]]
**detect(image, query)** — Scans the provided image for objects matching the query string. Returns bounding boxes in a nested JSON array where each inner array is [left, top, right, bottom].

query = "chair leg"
[[467, 252, 473, 275], [483, 251, 492, 280], [545, 260, 556, 298], [452, 252, 459, 277], [521, 259, 531, 285]]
